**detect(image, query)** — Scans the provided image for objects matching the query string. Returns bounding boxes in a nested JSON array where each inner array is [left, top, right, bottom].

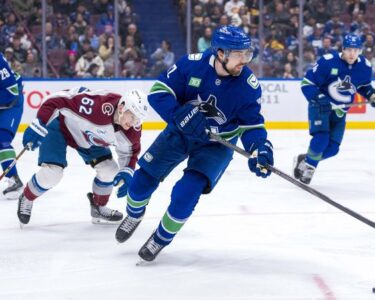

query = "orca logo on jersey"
[[102, 103, 114, 116], [328, 75, 356, 103], [83, 130, 111, 147], [190, 94, 227, 125]]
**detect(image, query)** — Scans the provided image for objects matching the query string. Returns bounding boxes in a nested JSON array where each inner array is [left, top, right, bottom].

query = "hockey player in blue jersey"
[[0, 52, 24, 199], [294, 33, 375, 184], [115, 25, 274, 261]]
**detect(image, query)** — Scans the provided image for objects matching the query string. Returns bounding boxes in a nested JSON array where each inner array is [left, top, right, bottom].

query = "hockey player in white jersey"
[[18, 87, 148, 226]]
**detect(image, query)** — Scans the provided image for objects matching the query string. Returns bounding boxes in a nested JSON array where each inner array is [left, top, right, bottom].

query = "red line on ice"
[[312, 274, 337, 300]]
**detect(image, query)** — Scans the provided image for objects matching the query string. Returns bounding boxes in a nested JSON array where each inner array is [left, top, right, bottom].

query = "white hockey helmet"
[[118, 89, 149, 127]]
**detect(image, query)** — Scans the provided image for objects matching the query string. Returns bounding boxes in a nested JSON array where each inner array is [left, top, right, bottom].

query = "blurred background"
[[0, 0, 374, 80]]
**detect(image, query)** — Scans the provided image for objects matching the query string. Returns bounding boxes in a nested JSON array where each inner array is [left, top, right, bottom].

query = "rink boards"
[[19, 78, 375, 130]]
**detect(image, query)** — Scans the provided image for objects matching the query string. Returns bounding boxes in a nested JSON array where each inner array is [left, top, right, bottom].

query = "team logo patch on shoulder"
[[188, 77, 202, 88], [188, 53, 203, 61], [331, 68, 338, 75], [102, 103, 114, 116], [247, 74, 259, 89]]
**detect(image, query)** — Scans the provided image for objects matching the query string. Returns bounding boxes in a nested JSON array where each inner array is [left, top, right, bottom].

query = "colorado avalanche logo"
[[328, 75, 356, 103], [83, 130, 111, 147], [189, 94, 227, 125], [102, 103, 114, 116]]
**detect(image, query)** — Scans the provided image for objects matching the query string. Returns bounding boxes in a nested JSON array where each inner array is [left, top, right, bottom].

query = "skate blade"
[[19, 222, 25, 229], [136, 259, 152, 266], [91, 217, 122, 225]]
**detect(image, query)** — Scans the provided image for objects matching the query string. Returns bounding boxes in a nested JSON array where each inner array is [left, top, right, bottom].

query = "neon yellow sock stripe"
[[307, 148, 322, 161], [0, 149, 16, 162], [127, 195, 150, 208], [161, 211, 186, 234]]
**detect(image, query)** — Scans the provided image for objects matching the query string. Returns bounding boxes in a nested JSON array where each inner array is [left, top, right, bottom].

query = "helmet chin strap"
[[216, 53, 232, 75]]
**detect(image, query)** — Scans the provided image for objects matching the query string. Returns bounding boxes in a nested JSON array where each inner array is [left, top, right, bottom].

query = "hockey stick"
[[208, 131, 375, 229], [331, 101, 370, 110], [0, 146, 28, 181]]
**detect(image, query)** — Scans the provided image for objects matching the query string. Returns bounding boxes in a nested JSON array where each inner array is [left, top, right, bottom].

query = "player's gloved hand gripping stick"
[[208, 131, 375, 230]]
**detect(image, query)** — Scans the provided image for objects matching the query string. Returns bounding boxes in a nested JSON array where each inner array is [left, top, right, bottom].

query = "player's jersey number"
[[0, 68, 11, 80], [79, 97, 94, 115]]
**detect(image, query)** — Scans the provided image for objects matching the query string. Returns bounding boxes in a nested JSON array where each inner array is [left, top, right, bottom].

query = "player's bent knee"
[[94, 159, 119, 182], [35, 163, 64, 189], [323, 141, 340, 159], [128, 168, 159, 200]]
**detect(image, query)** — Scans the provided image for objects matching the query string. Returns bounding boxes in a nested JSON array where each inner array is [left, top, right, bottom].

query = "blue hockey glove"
[[173, 103, 209, 142], [23, 118, 48, 151], [310, 93, 332, 114], [113, 167, 134, 198], [248, 140, 274, 178]]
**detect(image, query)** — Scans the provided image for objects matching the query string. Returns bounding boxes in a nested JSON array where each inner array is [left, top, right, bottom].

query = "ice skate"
[[87, 193, 123, 224], [138, 232, 166, 262], [17, 193, 33, 227], [115, 212, 144, 243], [3, 174, 23, 200], [293, 154, 315, 185]]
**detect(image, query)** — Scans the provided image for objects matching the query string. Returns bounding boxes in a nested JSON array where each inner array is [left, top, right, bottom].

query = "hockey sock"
[[306, 132, 329, 167], [322, 140, 340, 160], [24, 174, 49, 201], [154, 170, 207, 246], [92, 177, 113, 206], [126, 168, 159, 218], [0, 131, 17, 178]]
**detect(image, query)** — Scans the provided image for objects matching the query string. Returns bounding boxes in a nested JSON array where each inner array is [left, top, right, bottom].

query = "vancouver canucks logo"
[[83, 130, 111, 147], [189, 94, 227, 125], [328, 75, 356, 103]]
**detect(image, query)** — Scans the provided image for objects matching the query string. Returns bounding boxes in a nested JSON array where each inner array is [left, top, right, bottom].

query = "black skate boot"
[[293, 154, 306, 180], [3, 174, 23, 200], [115, 212, 145, 243], [87, 193, 123, 224], [17, 193, 33, 226], [138, 232, 166, 262]]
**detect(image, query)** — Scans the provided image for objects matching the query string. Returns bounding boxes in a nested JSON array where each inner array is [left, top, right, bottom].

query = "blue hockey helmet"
[[211, 25, 253, 53], [343, 34, 362, 49]]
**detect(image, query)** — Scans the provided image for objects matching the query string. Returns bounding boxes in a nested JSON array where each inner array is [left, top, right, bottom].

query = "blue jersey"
[[148, 50, 267, 149], [0, 53, 23, 109], [301, 51, 373, 112]]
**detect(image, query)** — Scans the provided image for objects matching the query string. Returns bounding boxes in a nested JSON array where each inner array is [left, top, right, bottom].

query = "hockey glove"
[[368, 92, 375, 108], [23, 118, 48, 151], [248, 140, 274, 178], [173, 103, 209, 143], [113, 167, 134, 198], [310, 93, 332, 114]]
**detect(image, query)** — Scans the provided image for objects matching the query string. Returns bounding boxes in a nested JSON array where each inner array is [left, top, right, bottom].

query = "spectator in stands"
[[73, 13, 88, 36], [21, 51, 41, 78], [63, 25, 80, 53], [52, 0, 76, 16], [75, 47, 104, 77], [307, 23, 324, 53], [52, 12, 69, 29], [60, 50, 78, 78], [148, 40, 174, 78], [224, 0, 244, 17], [1, 12, 17, 47], [121, 35, 145, 78], [316, 36, 335, 58], [119, 5, 138, 32], [313, 1, 331, 24], [362, 33, 375, 52], [363, 47, 375, 76], [205, 0, 222, 17], [70, 3, 91, 24], [10, 35, 27, 63], [11, 0, 35, 19], [303, 16, 317, 38], [324, 12, 345, 35], [94, 0, 111, 14], [99, 4, 115, 29], [197, 27, 212, 52], [302, 47, 316, 73], [37, 22, 63, 50], [331, 23, 345, 48], [272, 2, 290, 26], [282, 62, 297, 78], [14, 24, 32, 51], [79, 26, 100, 51], [3, 47, 22, 73], [347, 0, 366, 16], [27, 6, 42, 27], [124, 23, 143, 49], [210, 5, 222, 26], [218, 15, 230, 26], [350, 12, 369, 36]]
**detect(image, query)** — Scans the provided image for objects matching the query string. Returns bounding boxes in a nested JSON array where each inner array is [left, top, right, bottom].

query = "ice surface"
[[0, 130, 374, 300]]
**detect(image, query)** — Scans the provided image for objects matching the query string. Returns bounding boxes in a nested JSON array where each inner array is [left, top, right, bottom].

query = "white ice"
[[1, 130, 375, 300]]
